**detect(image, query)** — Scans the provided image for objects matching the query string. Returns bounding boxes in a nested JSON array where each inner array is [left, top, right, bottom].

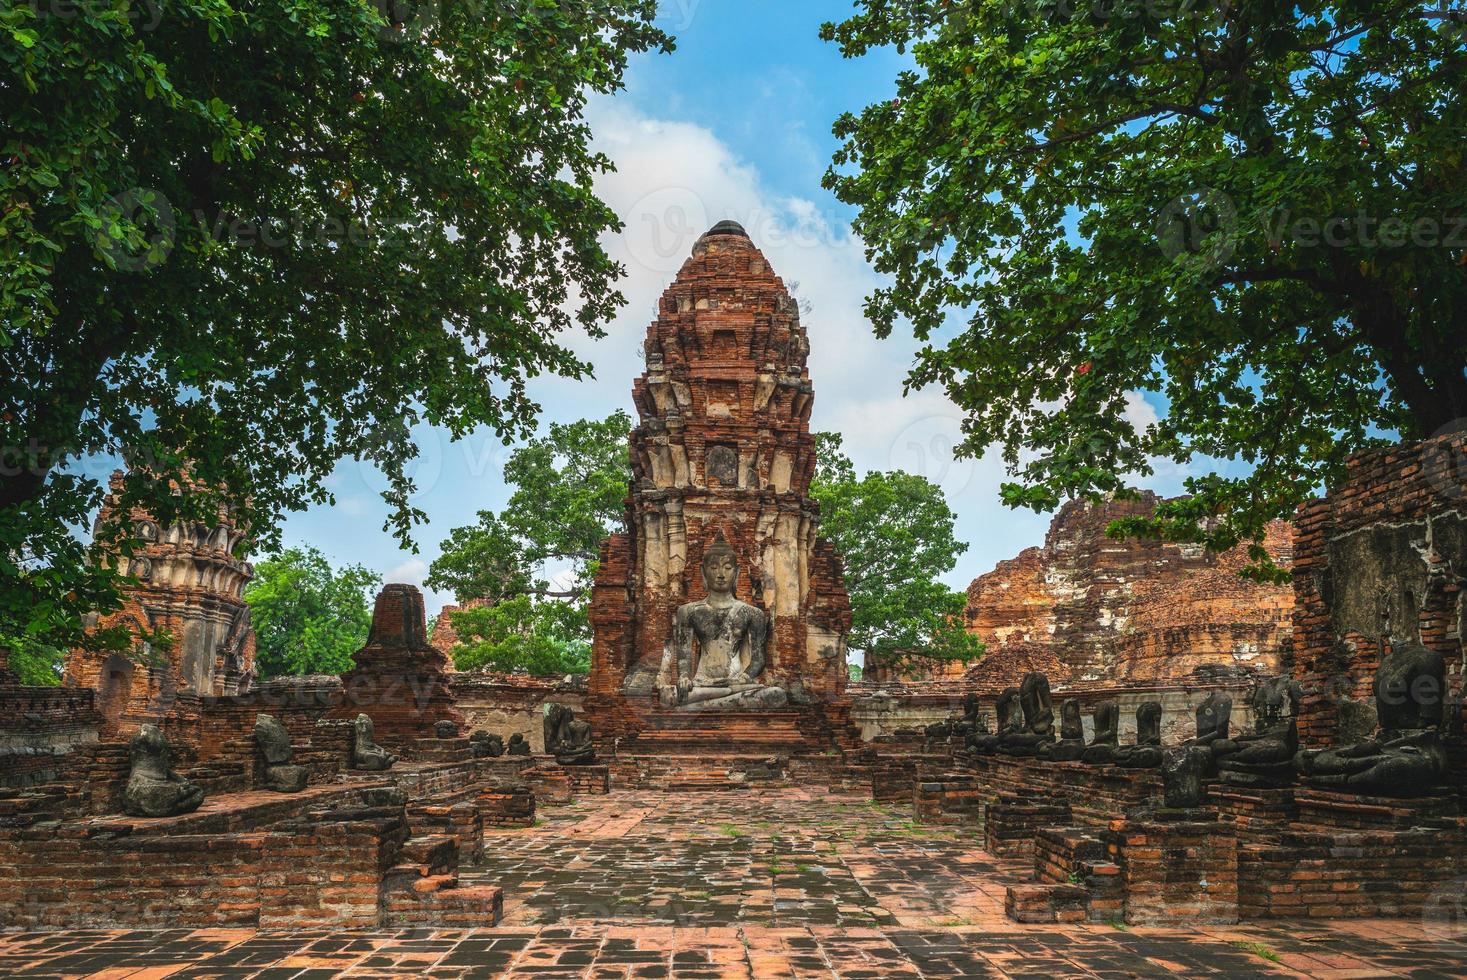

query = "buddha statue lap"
[[506, 733, 531, 756], [470, 730, 504, 758], [122, 724, 206, 818]]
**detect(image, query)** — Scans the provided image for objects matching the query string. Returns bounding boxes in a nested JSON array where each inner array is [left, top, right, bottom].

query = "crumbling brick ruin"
[[867, 492, 1293, 686], [63, 472, 256, 737]]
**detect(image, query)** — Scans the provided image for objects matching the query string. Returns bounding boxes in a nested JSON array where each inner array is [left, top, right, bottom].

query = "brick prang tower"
[[585, 221, 853, 744]]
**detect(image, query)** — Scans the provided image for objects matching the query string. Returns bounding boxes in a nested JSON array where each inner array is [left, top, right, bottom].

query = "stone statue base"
[[1046, 739, 1086, 762], [123, 774, 205, 818], [262, 764, 309, 793]]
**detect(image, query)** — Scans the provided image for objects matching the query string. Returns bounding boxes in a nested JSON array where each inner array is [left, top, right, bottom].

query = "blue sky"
[[276, 1, 1195, 617]]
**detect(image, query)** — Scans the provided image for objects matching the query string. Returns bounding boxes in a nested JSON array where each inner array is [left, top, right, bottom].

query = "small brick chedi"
[[328, 584, 464, 740], [585, 221, 853, 744]]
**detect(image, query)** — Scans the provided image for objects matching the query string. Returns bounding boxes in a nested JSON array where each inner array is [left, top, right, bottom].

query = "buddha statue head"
[[701, 533, 739, 597]]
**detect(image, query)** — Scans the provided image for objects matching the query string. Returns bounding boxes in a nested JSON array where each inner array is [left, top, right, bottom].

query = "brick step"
[[384, 882, 503, 927], [1005, 883, 1089, 924], [400, 835, 458, 876]]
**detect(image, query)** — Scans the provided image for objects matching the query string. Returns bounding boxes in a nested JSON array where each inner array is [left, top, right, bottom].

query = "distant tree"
[[823, 1, 1467, 579], [1, 0, 672, 655], [446, 597, 591, 676], [811, 433, 982, 673], [428, 411, 631, 673], [847, 662, 864, 683], [244, 546, 380, 678], [0, 633, 63, 686]]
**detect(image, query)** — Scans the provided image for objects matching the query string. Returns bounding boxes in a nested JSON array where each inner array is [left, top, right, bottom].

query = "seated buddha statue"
[[1114, 701, 1164, 769], [1081, 701, 1121, 764], [544, 702, 597, 765], [122, 724, 206, 818], [1000, 671, 1057, 756], [659, 534, 788, 712], [1216, 677, 1301, 789], [350, 713, 397, 771], [1305, 643, 1449, 797], [1184, 692, 1232, 776], [1045, 698, 1087, 761], [969, 688, 1020, 754]]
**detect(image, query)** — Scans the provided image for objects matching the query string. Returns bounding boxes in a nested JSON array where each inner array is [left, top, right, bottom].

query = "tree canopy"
[[822, 1, 1466, 575], [243, 545, 380, 678], [0, 0, 672, 653], [811, 433, 982, 671], [428, 411, 630, 673]]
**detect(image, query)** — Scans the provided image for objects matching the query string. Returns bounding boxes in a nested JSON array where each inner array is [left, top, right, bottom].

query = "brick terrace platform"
[[3, 789, 1466, 977]]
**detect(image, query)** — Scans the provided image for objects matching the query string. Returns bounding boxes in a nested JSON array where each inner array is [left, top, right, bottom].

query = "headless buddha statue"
[[1216, 677, 1301, 788], [1001, 671, 1057, 756], [1113, 701, 1164, 769], [1305, 642, 1448, 796], [660, 534, 788, 712], [1081, 701, 1121, 764], [1046, 698, 1087, 761], [969, 688, 1020, 754]]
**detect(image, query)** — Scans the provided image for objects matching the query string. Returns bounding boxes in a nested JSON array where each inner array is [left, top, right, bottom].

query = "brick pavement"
[[4, 788, 1466, 977]]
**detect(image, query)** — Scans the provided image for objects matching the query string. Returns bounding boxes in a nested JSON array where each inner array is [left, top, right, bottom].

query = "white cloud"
[[385, 557, 428, 587]]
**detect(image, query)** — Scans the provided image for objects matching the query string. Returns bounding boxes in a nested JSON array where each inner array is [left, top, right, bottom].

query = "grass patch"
[[1231, 941, 1282, 963], [795, 863, 813, 873], [719, 824, 745, 838], [1108, 918, 1129, 932]]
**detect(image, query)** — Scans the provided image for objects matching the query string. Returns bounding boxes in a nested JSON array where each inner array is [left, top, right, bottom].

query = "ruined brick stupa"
[[585, 221, 853, 747]]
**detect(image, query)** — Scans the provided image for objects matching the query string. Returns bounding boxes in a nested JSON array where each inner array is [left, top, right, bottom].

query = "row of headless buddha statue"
[[938, 639, 1452, 801], [938, 673, 1169, 769]]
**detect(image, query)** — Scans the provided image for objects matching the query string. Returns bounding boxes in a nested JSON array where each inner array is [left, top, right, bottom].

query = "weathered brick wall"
[[0, 685, 103, 789], [450, 674, 584, 754], [939, 493, 1293, 686], [1291, 429, 1467, 747]]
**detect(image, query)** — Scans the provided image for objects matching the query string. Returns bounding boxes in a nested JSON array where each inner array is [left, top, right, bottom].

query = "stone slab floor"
[[4, 788, 1467, 978]]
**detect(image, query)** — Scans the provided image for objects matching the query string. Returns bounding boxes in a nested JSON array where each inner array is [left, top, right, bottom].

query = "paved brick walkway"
[[4, 788, 1467, 977]]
